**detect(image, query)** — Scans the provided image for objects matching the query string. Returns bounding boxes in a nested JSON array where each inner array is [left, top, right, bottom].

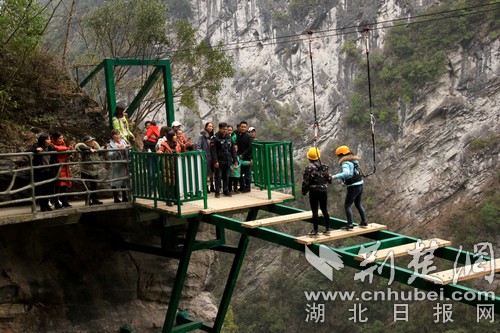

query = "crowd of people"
[[151, 119, 256, 199], [26, 103, 259, 211], [27, 106, 365, 233]]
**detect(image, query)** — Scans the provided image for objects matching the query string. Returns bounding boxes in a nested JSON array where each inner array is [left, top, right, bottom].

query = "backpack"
[[310, 163, 330, 186], [344, 162, 364, 185]]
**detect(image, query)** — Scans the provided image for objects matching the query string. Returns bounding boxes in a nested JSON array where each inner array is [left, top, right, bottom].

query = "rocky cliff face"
[[0, 212, 219, 333], [184, 0, 499, 227]]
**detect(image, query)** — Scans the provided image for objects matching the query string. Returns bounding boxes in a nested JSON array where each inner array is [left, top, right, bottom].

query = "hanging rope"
[[363, 28, 376, 177], [307, 30, 323, 168], [307, 30, 320, 149]]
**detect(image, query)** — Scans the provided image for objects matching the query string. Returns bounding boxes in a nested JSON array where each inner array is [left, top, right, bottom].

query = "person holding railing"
[[197, 122, 215, 193], [51, 131, 74, 208], [108, 129, 131, 203], [75, 135, 104, 205], [26, 134, 57, 212], [157, 129, 185, 206]]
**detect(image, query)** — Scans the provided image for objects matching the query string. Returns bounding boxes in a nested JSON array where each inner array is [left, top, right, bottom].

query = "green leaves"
[[83, 1, 234, 111], [85, 0, 169, 59]]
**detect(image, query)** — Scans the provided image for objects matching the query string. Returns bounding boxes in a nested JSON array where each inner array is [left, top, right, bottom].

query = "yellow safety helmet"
[[335, 145, 351, 156], [307, 147, 321, 160]]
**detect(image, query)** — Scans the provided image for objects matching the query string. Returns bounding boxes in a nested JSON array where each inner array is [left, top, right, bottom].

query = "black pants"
[[215, 163, 230, 194], [240, 164, 252, 191], [309, 190, 330, 231], [229, 177, 239, 191], [345, 184, 366, 225], [81, 173, 99, 202], [35, 170, 54, 210]]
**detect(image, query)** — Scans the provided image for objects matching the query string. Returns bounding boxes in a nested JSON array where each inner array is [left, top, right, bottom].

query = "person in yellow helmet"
[[302, 147, 332, 236], [332, 145, 367, 230]]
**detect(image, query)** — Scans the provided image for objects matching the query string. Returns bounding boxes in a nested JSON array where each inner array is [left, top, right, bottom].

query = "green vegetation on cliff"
[[345, 0, 500, 129]]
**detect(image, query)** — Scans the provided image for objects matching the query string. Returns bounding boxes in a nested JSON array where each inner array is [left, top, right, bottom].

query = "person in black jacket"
[[302, 147, 332, 236], [236, 121, 253, 192], [26, 134, 57, 212], [210, 122, 238, 198]]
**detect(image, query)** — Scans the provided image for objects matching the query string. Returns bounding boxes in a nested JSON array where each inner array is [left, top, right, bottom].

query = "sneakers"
[[309, 229, 319, 236], [342, 224, 354, 230], [223, 192, 232, 197], [359, 222, 368, 228], [90, 199, 103, 205], [166, 201, 174, 206], [323, 229, 331, 234], [62, 202, 72, 208], [215, 193, 221, 198]]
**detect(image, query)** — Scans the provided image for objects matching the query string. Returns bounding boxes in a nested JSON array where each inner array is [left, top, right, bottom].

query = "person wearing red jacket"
[[143, 120, 160, 152], [51, 131, 74, 208]]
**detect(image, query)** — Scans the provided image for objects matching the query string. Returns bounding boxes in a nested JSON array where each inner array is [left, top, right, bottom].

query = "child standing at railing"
[[229, 145, 252, 194]]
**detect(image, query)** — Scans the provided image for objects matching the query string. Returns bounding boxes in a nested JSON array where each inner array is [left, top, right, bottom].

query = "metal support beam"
[[103, 59, 117, 129], [212, 234, 249, 332], [203, 211, 500, 311], [162, 218, 200, 333]]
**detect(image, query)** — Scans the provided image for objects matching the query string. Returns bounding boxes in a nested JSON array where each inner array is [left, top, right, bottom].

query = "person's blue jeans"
[[345, 184, 366, 225]]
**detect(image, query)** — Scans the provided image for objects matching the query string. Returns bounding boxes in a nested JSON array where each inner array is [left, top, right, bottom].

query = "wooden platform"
[[354, 238, 451, 263], [134, 189, 294, 216], [422, 258, 500, 285], [242, 211, 321, 229], [295, 223, 387, 245]]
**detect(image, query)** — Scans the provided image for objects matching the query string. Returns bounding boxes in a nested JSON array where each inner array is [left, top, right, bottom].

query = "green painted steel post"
[[212, 233, 249, 332], [162, 61, 175, 126], [103, 59, 117, 129], [162, 218, 200, 333]]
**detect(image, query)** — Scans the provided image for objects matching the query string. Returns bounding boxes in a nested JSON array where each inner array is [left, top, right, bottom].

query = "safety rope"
[[307, 30, 319, 148], [307, 30, 323, 167], [362, 28, 376, 177]]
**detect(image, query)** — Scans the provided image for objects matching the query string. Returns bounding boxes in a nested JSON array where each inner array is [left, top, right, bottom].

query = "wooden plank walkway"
[[354, 238, 451, 263], [295, 223, 387, 245], [134, 190, 294, 216], [422, 258, 500, 285], [242, 211, 320, 229]]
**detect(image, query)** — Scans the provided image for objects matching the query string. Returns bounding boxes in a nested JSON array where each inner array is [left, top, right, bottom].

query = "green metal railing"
[[130, 151, 207, 215], [252, 141, 295, 199]]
